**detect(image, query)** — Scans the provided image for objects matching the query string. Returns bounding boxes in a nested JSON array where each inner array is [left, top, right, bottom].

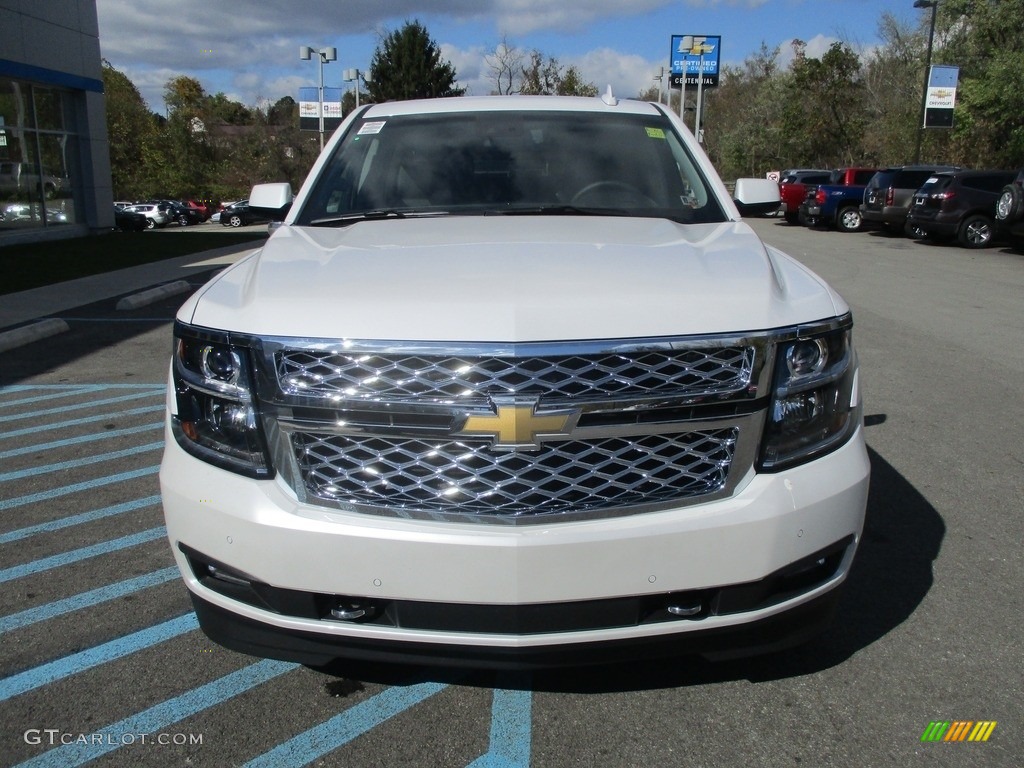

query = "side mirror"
[[249, 183, 294, 222], [733, 178, 781, 218]]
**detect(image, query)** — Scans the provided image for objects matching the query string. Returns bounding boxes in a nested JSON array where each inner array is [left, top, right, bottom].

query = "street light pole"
[[913, 0, 938, 164], [344, 68, 361, 110], [300, 45, 337, 152], [694, 48, 706, 143], [678, 36, 713, 142]]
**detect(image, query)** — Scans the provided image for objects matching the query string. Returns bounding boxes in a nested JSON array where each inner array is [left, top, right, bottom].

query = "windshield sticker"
[[358, 121, 386, 135], [645, 127, 666, 139]]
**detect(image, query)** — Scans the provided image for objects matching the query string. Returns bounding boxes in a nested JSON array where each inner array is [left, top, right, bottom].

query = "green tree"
[[518, 50, 598, 96], [781, 41, 867, 167], [206, 92, 254, 126], [939, 0, 1024, 167], [702, 43, 789, 179], [152, 76, 217, 197], [163, 75, 206, 117], [556, 65, 599, 97], [101, 60, 160, 199], [861, 12, 934, 165], [366, 20, 465, 102], [266, 96, 297, 126]]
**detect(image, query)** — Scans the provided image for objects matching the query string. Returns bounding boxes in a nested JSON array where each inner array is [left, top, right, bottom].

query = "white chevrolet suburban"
[[160, 93, 869, 668]]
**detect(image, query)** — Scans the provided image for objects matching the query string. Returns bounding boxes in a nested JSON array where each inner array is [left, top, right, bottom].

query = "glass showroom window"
[[0, 78, 79, 231]]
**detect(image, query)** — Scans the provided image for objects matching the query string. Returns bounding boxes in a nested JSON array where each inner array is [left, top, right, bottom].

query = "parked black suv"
[[995, 169, 1024, 248], [906, 169, 1016, 248], [860, 165, 958, 235]]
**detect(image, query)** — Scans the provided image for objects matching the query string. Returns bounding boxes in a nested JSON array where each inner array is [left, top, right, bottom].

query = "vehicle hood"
[[181, 217, 844, 341]]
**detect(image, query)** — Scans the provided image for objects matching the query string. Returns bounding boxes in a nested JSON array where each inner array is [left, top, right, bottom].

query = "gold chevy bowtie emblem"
[[457, 400, 578, 449]]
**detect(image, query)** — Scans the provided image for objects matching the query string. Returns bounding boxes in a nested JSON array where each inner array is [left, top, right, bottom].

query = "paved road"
[[0, 221, 1020, 767]]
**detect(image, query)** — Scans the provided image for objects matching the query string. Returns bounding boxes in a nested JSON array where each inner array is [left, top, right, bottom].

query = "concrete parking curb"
[[0, 318, 71, 354], [115, 280, 194, 311]]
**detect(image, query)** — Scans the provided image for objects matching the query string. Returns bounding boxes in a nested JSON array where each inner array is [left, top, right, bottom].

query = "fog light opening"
[[207, 564, 252, 588], [330, 601, 372, 621], [667, 601, 702, 617]]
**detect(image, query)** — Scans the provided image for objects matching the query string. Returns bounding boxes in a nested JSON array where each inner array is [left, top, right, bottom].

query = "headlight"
[[171, 324, 272, 478], [759, 320, 861, 471]]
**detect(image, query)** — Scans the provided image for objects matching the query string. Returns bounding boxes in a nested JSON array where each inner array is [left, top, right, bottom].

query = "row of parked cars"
[[111, 198, 269, 231], [113, 199, 214, 231], [778, 165, 1024, 250]]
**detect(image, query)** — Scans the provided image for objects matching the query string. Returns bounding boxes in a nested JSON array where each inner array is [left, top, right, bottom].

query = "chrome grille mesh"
[[291, 429, 738, 520], [275, 347, 754, 402]]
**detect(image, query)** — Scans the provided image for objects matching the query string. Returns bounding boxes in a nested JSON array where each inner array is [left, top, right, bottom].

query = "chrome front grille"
[[274, 346, 754, 403], [255, 335, 773, 524], [291, 429, 738, 521]]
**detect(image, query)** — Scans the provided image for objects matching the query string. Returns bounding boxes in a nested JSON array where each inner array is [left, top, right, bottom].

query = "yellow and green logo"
[[921, 721, 997, 742]]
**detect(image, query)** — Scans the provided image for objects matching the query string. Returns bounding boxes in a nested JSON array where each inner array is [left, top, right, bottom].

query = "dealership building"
[[0, 0, 113, 244]]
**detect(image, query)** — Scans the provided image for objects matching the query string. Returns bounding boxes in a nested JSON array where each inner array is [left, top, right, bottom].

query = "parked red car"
[[184, 199, 213, 220], [778, 169, 831, 224]]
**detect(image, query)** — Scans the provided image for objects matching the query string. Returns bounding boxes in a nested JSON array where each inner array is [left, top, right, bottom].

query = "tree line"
[[105, 3, 1024, 202]]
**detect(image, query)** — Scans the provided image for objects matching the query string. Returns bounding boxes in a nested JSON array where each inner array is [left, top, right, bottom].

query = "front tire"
[[145, 218, 156, 230], [958, 214, 995, 249], [227, 214, 243, 228]]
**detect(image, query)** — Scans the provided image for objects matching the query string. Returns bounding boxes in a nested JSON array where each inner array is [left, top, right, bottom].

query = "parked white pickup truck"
[[160, 92, 869, 668]]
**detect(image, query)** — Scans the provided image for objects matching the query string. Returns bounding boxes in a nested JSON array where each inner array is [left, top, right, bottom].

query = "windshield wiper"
[[491, 205, 631, 217], [310, 209, 450, 227]]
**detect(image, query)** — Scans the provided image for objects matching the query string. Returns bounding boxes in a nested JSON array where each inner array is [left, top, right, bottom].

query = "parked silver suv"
[[860, 165, 957, 235], [124, 203, 171, 229]]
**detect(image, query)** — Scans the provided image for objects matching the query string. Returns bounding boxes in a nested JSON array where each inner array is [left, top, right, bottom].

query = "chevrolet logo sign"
[[455, 398, 579, 450]]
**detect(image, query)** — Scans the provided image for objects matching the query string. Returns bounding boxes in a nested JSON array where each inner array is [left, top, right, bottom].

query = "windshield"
[[296, 109, 726, 226]]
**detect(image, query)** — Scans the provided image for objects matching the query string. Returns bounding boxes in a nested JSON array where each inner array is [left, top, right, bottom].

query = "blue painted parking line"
[[0, 422, 162, 460], [0, 405, 164, 441], [0, 391, 164, 424], [243, 680, 450, 768], [0, 613, 198, 701], [0, 567, 179, 634], [468, 682, 533, 768], [0, 465, 160, 511], [0, 384, 164, 393], [13, 659, 298, 768], [0, 405, 163, 442], [0, 527, 166, 583], [0, 441, 163, 483], [0, 385, 107, 407], [0, 495, 161, 544]]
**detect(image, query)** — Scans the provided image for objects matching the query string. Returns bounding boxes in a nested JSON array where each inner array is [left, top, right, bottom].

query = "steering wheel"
[[570, 181, 656, 208]]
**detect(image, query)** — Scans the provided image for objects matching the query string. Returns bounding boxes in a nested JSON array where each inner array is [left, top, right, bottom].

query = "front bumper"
[[160, 424, 870, 667]]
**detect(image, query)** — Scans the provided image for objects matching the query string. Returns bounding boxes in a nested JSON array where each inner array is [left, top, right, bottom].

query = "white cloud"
[[492, 0, 671, 35], [573, 48, 663, 99], [775, 34, 840, 69]]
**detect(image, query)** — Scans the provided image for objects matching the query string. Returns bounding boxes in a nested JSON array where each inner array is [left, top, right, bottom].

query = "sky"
[[95, 0, 925, 114]]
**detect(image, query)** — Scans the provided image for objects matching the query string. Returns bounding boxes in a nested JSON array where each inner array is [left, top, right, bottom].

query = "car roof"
[[360, 94, 662, 119]]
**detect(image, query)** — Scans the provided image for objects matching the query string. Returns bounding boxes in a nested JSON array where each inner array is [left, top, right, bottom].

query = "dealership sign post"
[[299, 87, 343, 135], [670, 35, 721, 142], [924, 65, 959, 128]]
